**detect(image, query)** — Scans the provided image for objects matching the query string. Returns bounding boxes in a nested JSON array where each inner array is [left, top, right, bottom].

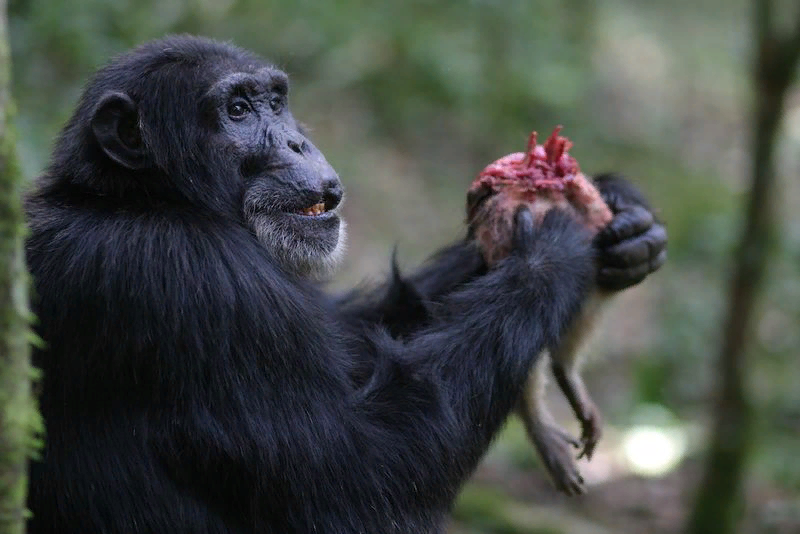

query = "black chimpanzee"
[[24, 35, 667, 533]]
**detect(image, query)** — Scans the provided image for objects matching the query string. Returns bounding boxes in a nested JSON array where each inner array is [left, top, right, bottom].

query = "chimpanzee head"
[[50, 35, 346, 279]]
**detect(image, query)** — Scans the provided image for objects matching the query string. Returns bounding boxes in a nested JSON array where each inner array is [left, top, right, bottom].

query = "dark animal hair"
[[25, 35, 598, 533]]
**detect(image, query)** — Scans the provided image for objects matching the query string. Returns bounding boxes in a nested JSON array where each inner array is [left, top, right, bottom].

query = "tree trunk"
[[686, 2, 800, 533], [0, 0, 40, 532]]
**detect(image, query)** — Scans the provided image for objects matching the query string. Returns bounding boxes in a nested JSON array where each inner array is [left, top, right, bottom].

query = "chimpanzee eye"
[[268, 95, 284, 113], [227, 99, 251, 120]]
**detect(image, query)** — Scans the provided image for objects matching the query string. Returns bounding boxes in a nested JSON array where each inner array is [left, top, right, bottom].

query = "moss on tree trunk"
[[0, 0, 42, 532]]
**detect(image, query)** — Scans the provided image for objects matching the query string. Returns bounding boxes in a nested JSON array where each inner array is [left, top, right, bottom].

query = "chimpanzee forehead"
[[205, 67, 289, 100], [132, 36, 287, 92]]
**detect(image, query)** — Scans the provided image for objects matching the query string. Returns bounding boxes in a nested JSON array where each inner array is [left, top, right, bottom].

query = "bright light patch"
[[621, 425, 687, 477]]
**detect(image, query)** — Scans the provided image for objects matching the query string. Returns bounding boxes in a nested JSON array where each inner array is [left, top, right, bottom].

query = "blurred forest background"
[[7, 0, 800, 532]]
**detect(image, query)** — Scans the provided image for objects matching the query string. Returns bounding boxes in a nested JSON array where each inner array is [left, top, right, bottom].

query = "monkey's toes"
[[535, 425, 586, 496], [577, 404, 603, 460]]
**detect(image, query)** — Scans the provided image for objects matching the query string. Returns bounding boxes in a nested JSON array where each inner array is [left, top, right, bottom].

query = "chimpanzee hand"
[[508, 206, 595, 297], [591, 173, 667, 292]]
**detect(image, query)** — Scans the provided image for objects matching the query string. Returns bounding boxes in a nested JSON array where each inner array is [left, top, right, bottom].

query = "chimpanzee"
[[24, 35, 667, 533]]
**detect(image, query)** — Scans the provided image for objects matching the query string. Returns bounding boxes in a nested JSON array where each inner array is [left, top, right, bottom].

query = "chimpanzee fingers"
[[596, 249, 667, 291], [597, 263, 649, 292], [592, 173, 653, 214], [511, 206, 536, 254], [538, 208, 592, 242], [598, 223, 667, 268], [593, 205, 654, 248], [651, 249, 668, 272], [512, 207, 591, 263]]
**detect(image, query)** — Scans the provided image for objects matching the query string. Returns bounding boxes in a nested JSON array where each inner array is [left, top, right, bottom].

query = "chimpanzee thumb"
[[511, 206, 536, 256]]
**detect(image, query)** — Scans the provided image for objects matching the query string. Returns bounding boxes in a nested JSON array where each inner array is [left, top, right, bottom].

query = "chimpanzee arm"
[[160, 209, 594, 530], [346, 210, 597, 499]]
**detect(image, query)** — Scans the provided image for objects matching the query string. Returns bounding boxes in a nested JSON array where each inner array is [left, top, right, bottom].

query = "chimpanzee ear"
[[90, 91, 150, 170]]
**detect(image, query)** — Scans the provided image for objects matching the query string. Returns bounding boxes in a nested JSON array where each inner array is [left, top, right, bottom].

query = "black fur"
[[24, 36, 663, 534], [24, 35, 596, 534]]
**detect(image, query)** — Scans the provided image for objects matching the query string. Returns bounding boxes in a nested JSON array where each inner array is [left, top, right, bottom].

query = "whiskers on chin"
[[249, 214, 347, 281]]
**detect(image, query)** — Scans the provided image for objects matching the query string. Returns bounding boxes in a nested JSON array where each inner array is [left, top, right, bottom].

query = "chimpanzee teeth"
[[301, 202, 327, 216]]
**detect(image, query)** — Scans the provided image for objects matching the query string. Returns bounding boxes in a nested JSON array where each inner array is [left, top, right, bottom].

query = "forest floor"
[[448, 457, 800, 534]]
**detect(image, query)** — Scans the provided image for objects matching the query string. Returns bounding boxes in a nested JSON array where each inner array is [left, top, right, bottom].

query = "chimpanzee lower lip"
[[287, 211, 337, 221]]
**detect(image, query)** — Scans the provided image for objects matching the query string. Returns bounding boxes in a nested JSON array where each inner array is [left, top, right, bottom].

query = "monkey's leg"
[[548, 292, 609, 460], [550, 358, 602, 460], [516, 353, 586, 496]]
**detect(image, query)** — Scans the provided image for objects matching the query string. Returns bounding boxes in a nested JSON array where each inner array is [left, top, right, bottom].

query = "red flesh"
[[475, 126, 579, 196]]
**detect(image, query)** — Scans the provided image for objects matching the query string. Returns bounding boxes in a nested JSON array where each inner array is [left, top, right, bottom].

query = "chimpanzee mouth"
[[295, 202, 330, 217], [291, 191, 343, 219]]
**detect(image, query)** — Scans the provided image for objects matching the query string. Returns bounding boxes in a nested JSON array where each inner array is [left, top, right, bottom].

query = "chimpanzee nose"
[[287, 138, 307, 155], [322, 176, 344, 211]]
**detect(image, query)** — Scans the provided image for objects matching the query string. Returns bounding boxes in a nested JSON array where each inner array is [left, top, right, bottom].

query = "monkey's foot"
[[533, 425, 586, 496], [577, 401, 603, 460]]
